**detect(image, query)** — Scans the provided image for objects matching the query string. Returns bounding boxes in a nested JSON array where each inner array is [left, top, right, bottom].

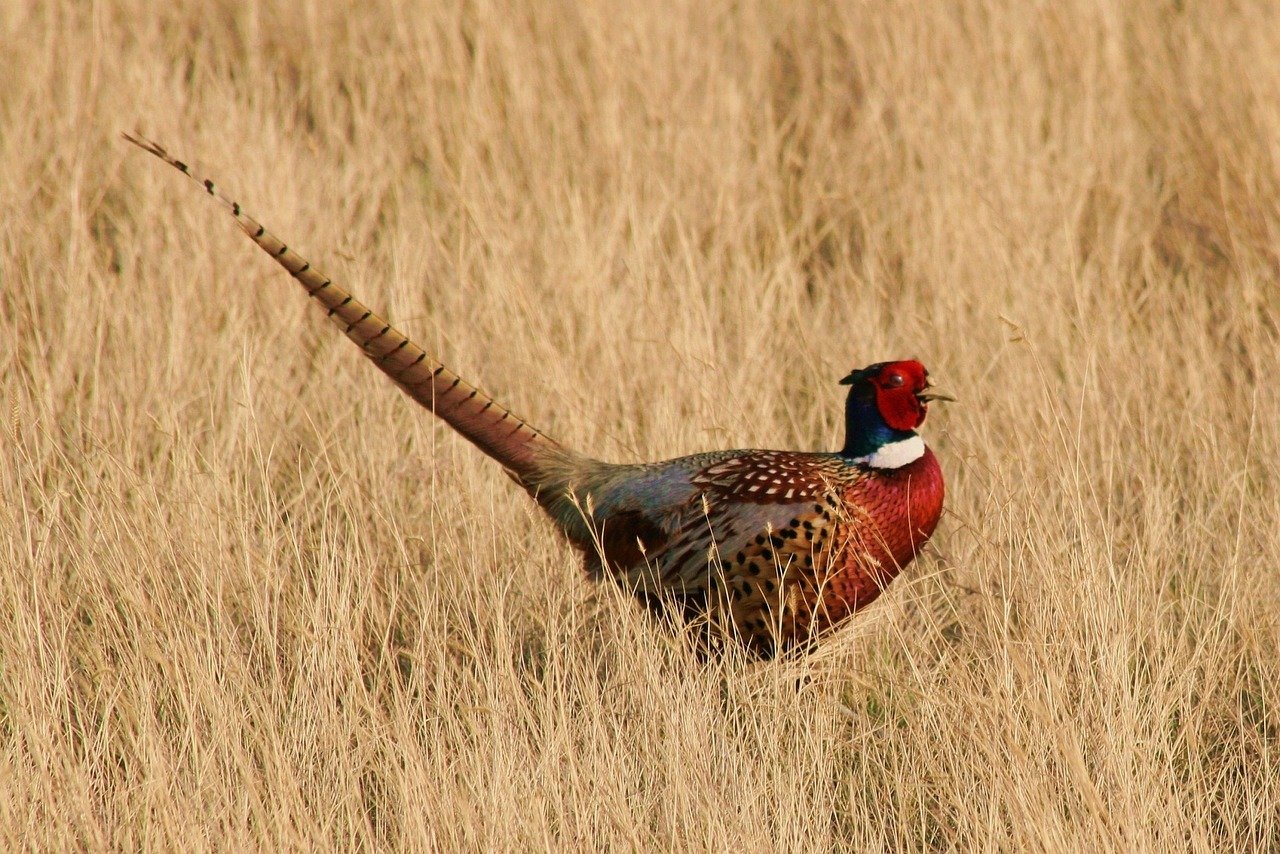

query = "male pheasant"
[[125, 135, 948, 657]]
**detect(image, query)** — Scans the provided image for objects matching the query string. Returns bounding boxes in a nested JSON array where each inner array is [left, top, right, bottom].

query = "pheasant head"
[[838, 360, 951, 468]]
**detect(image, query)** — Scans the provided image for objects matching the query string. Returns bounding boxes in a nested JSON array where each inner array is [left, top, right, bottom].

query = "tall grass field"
[[1, 0, 1277, 848]]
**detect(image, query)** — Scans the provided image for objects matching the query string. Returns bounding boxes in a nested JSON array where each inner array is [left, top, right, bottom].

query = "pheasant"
[[124, 134, 948, 657]]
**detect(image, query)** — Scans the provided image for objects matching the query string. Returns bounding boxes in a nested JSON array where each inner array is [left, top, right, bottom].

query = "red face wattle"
[[870, 360, 930, 431]]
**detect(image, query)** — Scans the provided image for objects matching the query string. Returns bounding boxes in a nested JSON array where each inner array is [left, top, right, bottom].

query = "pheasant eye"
[[886, 373, 904, 388]]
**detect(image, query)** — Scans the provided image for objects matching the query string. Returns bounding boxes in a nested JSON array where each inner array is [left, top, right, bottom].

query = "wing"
[[612, 451, 868, 652]]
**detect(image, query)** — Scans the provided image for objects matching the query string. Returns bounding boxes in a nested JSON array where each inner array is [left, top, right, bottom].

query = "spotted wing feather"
[[606, 452, 869, 651]]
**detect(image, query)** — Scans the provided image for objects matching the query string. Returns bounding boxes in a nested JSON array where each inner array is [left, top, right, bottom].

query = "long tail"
[[124, 133, 564, 484]]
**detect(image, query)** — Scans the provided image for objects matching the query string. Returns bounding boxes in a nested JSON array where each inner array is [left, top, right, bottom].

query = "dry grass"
[[2, 0, 1279, 849]]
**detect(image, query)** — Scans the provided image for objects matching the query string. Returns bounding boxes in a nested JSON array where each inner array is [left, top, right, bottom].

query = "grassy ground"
[[2, 0, 1278, 848]]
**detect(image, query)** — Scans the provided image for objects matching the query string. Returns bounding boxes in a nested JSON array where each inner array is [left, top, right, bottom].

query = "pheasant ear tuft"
[[838, 364, 881, 387]]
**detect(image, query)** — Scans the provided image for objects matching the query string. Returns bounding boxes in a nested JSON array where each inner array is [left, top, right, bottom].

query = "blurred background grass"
[[1, 0, 1277, 848]]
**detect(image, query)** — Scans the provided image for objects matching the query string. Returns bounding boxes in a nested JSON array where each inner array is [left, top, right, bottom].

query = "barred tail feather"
[[124, 133, 562, 482]]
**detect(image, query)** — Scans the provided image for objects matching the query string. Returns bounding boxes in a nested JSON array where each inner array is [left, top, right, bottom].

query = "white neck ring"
[[853, 435, 926, 470]]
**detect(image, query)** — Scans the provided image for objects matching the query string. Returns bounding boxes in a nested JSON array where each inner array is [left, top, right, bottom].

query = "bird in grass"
[[125, 134, 950, 657]]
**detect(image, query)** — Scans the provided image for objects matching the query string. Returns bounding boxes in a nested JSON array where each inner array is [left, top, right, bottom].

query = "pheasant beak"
[[917, 389, 956, 404]]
